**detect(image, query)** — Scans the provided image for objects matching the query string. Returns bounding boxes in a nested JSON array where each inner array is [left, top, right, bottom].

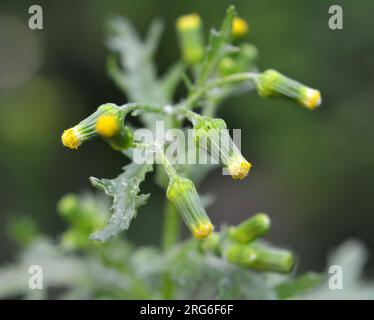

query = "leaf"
[[89, 162, 153, 241], [161, 61, 186, 101], [107, 54, 128, 94], [195, 6, 236, 86], [276, 272, 323, 300], [145, 19, 164, 58], [106, 16, 172, 130]]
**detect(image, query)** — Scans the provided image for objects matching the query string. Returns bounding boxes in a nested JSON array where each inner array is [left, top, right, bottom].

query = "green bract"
[[167, 175, 213, 239], [193, 116, 252, 180], [256, 69, 321, 110]]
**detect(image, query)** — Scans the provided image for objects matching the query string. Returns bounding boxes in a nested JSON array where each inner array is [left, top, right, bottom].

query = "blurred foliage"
[[0, 192, 321, 299]]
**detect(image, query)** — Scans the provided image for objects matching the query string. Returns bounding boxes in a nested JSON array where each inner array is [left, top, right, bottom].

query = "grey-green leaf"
[[276, 272, 323, 300], [89, 162, 153, 241]]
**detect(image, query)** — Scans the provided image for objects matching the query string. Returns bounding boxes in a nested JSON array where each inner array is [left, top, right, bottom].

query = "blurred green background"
[[0, 0, 373, 276]]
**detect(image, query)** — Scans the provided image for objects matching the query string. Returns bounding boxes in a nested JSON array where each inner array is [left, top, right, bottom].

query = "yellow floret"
[[228, 159, 252, 180], [95, 114, 119, 138], [177, 13, 201, 30], [302, 88, 322, 110], [61, 128, 81, 150], [193, 222, 214, 240], [232, 17, 249, 37]]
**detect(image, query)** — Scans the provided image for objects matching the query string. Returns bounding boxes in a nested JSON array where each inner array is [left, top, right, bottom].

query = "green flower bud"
[[176, 13, 205, 65], [167, 175, 213, 239], [218, 56, 238, 76], [225, 244, 257, 267], [228, 213, 271, 244], [193, 116, 252, 180], [218, 44, 258, 76], [106, 126, 134, 151], [237, 43, 258, 67], [61, 103, 127, 150], [256, 69, 322, 110], [249, 243, 295, 273]]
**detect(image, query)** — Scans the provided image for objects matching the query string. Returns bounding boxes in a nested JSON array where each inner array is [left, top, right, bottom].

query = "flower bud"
[[218, 56, 238, 76], [167, 175, 213, 239], [106, 126, 134, 151], [176, 13, 205, 65], [229, 213, 271, 244], [225, 244, 257, 267], [238, 43, 258, 67], [249, 244, 295, 273], [61, 103, 129, 150], [232, 17, 249, 38], [193, 116, 251, 180], [256, 69, 321, 110]]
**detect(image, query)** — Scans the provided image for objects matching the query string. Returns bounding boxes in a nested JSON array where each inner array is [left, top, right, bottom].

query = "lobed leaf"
[[89, 162, 153, 241]]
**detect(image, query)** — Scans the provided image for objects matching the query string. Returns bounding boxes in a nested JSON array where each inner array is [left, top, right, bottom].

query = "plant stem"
[[184, 72, 258, 109], [161, 199, 181, 299], [162, 200, 181, 250]]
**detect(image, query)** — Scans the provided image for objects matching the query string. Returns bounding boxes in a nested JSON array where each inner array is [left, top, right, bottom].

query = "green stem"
[[161, 199, 181, 299], [184, 72, 258, 109], [162, 200, 181, 251]]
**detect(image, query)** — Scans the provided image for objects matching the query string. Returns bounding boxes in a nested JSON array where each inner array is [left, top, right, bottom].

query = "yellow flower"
[[61, 103, 124, 150], [61, 128, 81, 150], [95, 114, 120, 138], [176, 13, 201, 31], [227, 159, 252, 180], [232, 17, 249, 37], [176, 13, 204, 64], [301, 87, 321, 110], [193, 222, 214, 240]]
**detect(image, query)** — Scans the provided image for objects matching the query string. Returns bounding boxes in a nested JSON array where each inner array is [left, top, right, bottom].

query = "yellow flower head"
[[232, 17, 249, 38], [301, 88, 322, 110], [61, 128, 81, 150], [228, 159, 252, 180], [193, 222, 214, 240], [96, 114, 120, 138], [176, 13, 201, 31]]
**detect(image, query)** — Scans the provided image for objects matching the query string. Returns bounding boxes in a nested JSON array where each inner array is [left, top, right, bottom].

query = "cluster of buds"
[[176, 13, 205, 65], [255, 69, 322, 110], [199, 213, 294, 273], [167, 174, 213, 239], [192, 115, 251, 180], [219, 43, 258, 76], [61, 103, 133, 150]]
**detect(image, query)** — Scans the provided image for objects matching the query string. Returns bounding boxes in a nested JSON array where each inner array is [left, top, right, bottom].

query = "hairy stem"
[[184, 72, 258, 109]]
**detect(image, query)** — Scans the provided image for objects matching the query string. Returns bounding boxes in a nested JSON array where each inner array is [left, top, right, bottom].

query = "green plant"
[[1, 6, 324, 299]]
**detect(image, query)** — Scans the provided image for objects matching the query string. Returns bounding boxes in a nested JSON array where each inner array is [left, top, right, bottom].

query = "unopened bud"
[[229, 213, 271, 243], [167, 175, 213, 239], [176, 13, 205, 65], [256, 69, 321, 110]]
